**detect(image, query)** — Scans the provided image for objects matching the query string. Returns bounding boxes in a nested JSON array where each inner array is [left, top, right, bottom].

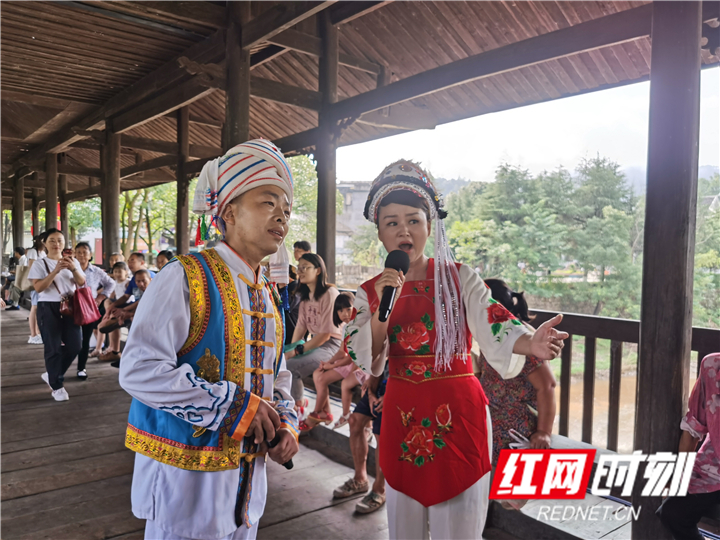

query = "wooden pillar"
[[12, 174, 24, 251], [45, 154, 58, 231], [316, 10, 339, 281], [176, 107, 190, 255], [99, 144, 108, 266], [104, 123, 122, 260], [223, 1, 251, 150], [58, 154, 69, 237], [31, 185, 40, 237], [633, 3, 701, 538]]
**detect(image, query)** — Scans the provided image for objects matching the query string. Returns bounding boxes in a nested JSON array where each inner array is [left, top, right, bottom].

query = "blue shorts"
[[31, 290, 39, 306], [352, 380, 386, 435]]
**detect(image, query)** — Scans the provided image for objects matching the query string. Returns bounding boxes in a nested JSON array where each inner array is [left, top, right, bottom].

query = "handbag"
[[73, 285, 101, 326], [16, 265, 33, 291], [43, 259, 74, 317]]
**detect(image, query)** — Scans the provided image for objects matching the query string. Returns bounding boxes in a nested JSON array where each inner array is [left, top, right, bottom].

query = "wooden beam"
[[120, 155, 176, 179], [45, 154, 58, 230], [58, 155, 69, 236], [316, 11, 339, 281], [328, 1, 387, 25], [267, 29, 382, 74], [251, 77, 323, 111], [176, 107, 190, 254], [89, 1, 227, 30], [57, 164, 103, 178], [190, 144, 222, 159], [120, 135, 177, 154], [189, 115, 222, 129], [241, 1, 335, 50], [7, 30, 225, 174], [31, 186, 40, 236], [1, 90, 72, 110], [273, 127, 320, 154], [250, 44, 288, 68], [178, 56, 324, 111], [12, 175, 24, 249], [104, 124, 122, 260], [329, 4, 658, 121], [633, 2, 702, 538], [69, 140, 135, 155], [112, 75, 216, 133], [225, 2, 251, 149]]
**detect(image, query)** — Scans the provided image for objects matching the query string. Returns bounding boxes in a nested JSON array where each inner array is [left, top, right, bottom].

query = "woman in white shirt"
[[26, 235, 47, 344], [28, 229, 86, 402]]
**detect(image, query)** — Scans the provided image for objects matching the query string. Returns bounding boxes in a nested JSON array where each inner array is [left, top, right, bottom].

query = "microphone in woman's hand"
[[378, 250, 410, 322], [267, 433, 294, 470]]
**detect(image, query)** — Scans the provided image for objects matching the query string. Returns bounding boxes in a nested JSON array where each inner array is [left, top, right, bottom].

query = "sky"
[[337, 67, 719, 184]]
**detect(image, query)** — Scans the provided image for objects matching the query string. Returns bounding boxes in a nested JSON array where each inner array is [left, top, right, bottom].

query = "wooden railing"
[[530, 309, 720, 451]]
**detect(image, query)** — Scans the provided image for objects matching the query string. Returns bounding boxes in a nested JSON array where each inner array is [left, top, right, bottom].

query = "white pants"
[[386, 406, 493, 540], [144, 520, 258, 540]]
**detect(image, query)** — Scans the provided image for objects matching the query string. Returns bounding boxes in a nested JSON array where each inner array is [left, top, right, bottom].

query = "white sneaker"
[[51, 388, 69, 401], [30, 335, 43, 344], [41, 372, 51, 389], [27, 336, 34, 343]]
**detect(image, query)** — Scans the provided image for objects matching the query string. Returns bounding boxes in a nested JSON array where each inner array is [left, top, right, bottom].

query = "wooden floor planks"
[[0, 309, 392, 540]]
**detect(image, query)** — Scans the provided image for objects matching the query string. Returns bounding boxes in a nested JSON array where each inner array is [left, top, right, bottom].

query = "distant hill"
[[622, 165, 719, 194], [434, 176, 469, 196]]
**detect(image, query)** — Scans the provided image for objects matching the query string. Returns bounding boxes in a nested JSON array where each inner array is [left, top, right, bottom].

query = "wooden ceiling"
[[2, 1, 718, 204]]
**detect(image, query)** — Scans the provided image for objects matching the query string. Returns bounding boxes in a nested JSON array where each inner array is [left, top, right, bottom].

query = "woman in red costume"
[[344, 160, 568, 539]]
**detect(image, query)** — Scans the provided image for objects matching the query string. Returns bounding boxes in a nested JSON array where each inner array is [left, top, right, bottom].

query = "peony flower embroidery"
[[487, 302, 513, 325], [397, 322, 429, 352], [407, 360, 428, 376], [399, 409, 451, 467]]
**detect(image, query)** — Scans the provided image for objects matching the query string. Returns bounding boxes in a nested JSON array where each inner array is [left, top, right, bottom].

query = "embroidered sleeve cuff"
[[219, 387, 262, 441], [279, 410, 299, 440]]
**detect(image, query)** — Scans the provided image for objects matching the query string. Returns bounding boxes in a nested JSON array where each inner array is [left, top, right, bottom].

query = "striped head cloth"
[[193, 139, 294, 219]]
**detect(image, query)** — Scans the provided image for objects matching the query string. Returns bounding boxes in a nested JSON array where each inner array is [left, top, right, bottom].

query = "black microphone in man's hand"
[[378, 250, 410, 323], [267, 433, 294, 470]]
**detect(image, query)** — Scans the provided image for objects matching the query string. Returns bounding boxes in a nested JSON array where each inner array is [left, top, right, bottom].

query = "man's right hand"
[[248, 399, 281, 444]]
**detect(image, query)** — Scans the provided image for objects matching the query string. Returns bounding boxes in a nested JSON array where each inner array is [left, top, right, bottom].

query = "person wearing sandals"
[[73, 242, 115, 380], [26, 235, 47, 344], [305, 292, 367, 429], [332, 372, 388, 514], [344, 161, 568, 539], [28, 228, 86, 402], [284, 253, 344, 418]]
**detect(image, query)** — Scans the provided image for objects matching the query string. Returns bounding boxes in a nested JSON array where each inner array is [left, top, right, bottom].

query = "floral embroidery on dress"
[[487, 298, 522, 342], [399, 404, 452, 467], [389, 314, 434, 354]]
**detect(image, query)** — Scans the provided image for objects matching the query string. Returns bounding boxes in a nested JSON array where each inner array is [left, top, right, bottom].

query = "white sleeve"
[[28, 259, 48, 280], [344, 286, 387, 376], [273, 353, 299, 438], [119, 261, 240, 430], [73, 258, 86, 279], [460, 264, 532, 379]]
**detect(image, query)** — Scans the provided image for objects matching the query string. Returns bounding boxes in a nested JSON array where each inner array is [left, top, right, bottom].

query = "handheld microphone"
[[267, 433, 294, 470], [378, 250, 410, 323]]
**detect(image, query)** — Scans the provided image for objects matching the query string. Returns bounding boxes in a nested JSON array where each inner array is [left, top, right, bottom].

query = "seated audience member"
[[99, 262, 131, 361], [74, 242, 115, 380], [3, 247, 27, 310], [479, 279, 557, 464], [106, 252, 125, 275], [103, 269, 153, 368], [306, 293, 367, 429], [155, 250, 174, 270], [284, 254, 343, 418], [332, 373, 387, 514], [292, 240, 311, 264], [109, 252, 155, 311], [26, 235, 47, 344], [657, 352, 720, 540]]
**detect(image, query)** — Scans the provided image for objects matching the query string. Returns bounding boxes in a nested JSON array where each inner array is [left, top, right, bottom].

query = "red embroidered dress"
[[346, 259, 532, 507]]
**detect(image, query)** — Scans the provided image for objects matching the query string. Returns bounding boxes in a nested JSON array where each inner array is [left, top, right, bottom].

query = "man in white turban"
[[120, 139, 300, 540]]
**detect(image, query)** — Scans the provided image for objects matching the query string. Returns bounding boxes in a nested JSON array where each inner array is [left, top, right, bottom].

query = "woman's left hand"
[[529, 314, 569, 360], [530, 431, 552, 449]]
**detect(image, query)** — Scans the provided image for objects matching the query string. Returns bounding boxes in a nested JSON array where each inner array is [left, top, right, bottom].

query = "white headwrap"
[[364, 160, 466, 372], [193, 138, 294, 221]]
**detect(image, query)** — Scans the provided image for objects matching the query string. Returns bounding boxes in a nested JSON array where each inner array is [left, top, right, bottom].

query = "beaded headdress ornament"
[[364, 160, 466, 371]]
